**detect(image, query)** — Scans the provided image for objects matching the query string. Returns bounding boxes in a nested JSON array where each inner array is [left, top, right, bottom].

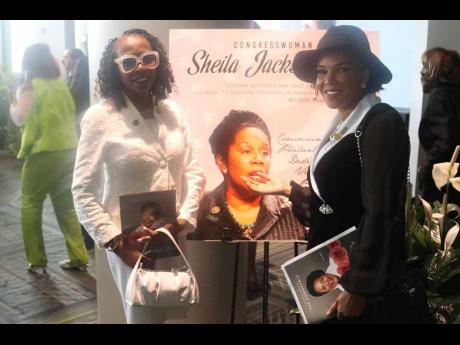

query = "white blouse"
[[72, 96, 203, 248], [326, 260, 344, 291]]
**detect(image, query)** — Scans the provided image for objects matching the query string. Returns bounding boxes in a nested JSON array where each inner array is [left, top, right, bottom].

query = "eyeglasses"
[[114, 50, 160, 73]]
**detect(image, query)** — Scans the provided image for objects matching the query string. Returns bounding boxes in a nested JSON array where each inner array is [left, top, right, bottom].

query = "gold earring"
[[223, 168, 228, 174]]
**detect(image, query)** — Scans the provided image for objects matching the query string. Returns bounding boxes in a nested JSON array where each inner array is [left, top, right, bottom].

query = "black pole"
[[294, 242, 300, 324], [230, 242, 240, 324], [262, 241, 269, 324]]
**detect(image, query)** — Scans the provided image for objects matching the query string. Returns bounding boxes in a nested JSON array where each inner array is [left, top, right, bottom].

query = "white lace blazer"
[[72, 96, 203, 248]]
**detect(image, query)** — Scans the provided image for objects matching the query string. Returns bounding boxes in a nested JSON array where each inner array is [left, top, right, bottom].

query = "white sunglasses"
[[114, 50, 160, 73]]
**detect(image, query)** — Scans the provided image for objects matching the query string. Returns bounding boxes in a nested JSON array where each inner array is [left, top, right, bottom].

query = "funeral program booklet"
[[119, 190, 179, 260], [282, 226, 357, 324]]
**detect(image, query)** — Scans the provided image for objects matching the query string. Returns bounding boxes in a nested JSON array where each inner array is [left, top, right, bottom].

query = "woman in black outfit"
[[418, 47, 460, 205], [243, 25, 428, 323]]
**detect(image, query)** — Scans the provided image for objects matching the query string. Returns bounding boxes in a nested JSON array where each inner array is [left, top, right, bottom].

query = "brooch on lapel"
[[319, 203, 334, 215]]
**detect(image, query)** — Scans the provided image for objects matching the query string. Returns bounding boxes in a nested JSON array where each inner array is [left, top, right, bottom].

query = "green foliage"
[[408, 147, 460, 323], [0, 65, 10, 149], [432, 201, 443, 214], [289, 307, 300, 315], [408, 199, 437, 257], [428, 301, 460, 324], [427, 249, 460, 290], [408, 193, 460, 323], [0, 65, 21, 154]]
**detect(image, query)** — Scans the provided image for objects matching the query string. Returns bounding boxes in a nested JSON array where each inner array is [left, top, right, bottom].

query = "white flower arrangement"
[[408, 145, 460, 323]]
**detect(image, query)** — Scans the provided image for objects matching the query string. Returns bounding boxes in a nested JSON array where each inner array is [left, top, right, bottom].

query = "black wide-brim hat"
[[292, 25, 392, 84]]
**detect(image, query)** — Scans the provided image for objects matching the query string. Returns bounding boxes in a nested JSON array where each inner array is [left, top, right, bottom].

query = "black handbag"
[[365, 257, 431, 323]]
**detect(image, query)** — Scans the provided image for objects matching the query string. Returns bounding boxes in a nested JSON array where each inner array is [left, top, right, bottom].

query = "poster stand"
[[230, 242, 240, 324], [228, 241, 302, 324], [228, 241, 270, 324], [262, 242, 270, 323], [261, 242, 302, 324]]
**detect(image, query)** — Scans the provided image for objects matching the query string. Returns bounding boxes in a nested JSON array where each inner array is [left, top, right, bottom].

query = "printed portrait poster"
[[169, 30, 379, 241], [282, 226, 357, 324], [119, 190, 179, 259]]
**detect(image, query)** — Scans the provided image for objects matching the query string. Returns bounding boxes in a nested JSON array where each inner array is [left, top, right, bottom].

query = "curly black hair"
[[209, 109, 271, 163], [96, 28, 176, 111], [140, 201, 162, 217]]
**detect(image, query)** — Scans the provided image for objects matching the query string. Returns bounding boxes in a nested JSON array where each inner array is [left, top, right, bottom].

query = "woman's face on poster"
[[313, 273, 339, 294], [141, 207, 157, 229], [224, 127, 271, 193]]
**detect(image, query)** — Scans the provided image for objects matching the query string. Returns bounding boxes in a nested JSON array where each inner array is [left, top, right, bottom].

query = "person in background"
[[418, 47, 460, 205], [243, 25, 428, 323], [62, 48, 94, 250], [62, 48, 90, 135], [71, 28, 203, 323], [9, 43, 89, 274]]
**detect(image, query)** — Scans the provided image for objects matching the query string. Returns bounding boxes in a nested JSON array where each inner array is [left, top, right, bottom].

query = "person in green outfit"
[[9, 43, 88, 274]]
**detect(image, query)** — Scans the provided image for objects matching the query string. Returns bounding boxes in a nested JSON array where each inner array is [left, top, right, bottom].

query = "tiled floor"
[[0, 149, 96, 324], [247, 242, 306, 324]]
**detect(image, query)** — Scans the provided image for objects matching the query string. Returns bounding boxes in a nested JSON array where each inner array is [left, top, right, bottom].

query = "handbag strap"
[[134, 228, 191, 271], [354, 103, 412, 228], [148, 227, 194, 273], [354, 103, 411, 179], [149, 228, 199, 301], [355, 103, 393, 167], [133, 227, 194, 272]]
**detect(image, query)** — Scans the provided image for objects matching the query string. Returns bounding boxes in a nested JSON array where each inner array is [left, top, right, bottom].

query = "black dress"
[[290, 103, 424, 323], [418, 84, 460, 205]]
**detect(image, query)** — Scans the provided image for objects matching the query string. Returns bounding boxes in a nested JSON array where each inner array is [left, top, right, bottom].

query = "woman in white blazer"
[[72, 28, 203, 323]]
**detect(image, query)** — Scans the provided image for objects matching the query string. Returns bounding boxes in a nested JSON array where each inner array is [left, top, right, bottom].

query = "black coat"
[[291, 104, 409, 297], [418, 84, 460, 204], [67, 56, 90, 131]]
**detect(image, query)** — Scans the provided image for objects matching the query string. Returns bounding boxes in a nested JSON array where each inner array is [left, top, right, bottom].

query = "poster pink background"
[[169, 29, 379, 191]]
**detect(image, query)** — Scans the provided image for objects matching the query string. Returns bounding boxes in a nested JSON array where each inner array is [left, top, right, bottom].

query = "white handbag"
[[125, 228, 199, 308]]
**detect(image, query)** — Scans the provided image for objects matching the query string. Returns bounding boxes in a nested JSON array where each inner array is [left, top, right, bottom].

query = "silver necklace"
[[329, 120, 348, 141]]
